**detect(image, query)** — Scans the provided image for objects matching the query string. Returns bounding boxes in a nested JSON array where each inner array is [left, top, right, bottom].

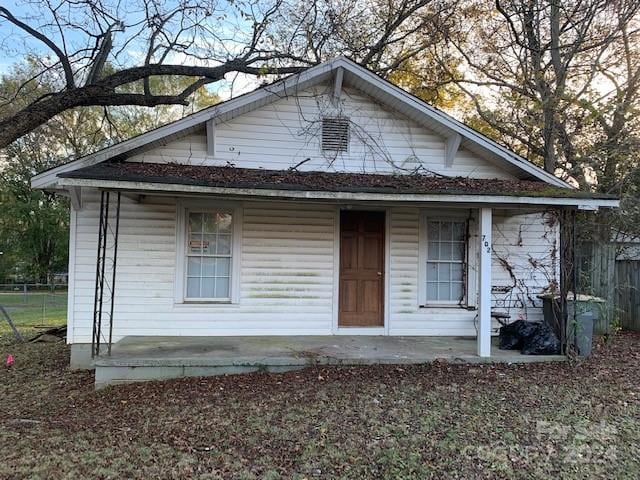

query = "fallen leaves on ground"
[[1, 333, 639, 479]]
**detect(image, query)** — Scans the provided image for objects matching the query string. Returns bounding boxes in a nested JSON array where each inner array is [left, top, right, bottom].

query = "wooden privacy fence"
[[616, 260, 640, 331], [576, 242, 616, 334]]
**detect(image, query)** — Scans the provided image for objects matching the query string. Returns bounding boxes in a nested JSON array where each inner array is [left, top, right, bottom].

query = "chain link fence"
[[0, 284, 68, 338]]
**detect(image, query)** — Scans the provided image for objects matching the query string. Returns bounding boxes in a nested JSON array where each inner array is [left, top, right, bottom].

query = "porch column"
[[477, 207, 492, 357]]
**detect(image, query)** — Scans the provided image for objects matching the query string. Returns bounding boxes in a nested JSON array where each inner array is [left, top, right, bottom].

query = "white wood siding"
[[387, 207, 478, 335], [387, 209, 559, 334], [72, 192, 335, 343], [128, 86, 514, 180], [70, 191, 558, 343], [492, 211, 559, 323]]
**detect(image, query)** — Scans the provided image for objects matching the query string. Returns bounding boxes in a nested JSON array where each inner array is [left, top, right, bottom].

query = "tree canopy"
[[0, 0, 457, 148], [1, 0, 640, 280], [0, 59, 219, 282]]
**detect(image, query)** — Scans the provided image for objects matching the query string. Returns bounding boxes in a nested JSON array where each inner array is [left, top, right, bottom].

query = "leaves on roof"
[[59, 161, 615, 199]]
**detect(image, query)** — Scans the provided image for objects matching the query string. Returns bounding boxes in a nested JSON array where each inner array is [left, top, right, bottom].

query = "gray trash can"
[[567, 310, 595, 357], [538, 293, 603, 357]]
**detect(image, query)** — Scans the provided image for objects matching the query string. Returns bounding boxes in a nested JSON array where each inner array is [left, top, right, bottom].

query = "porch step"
[[94, 363, 306, 389]]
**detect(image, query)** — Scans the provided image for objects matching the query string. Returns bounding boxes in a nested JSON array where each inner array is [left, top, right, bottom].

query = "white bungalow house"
[[32, 57, 617, 384]]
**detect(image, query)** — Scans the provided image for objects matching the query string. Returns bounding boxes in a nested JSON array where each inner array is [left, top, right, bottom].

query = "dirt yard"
[[0, 333, 639, 479]]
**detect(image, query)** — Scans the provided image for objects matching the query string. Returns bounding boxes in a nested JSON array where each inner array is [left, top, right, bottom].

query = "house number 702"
[[482, 235, 490, 253]]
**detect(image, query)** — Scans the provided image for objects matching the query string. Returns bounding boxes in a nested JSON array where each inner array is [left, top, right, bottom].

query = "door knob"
[[377, 272, 382, 276]]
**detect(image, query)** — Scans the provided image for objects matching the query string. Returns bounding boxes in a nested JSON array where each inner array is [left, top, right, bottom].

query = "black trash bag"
[[521, 322, 561, 355], [498, 320, 539, 350]]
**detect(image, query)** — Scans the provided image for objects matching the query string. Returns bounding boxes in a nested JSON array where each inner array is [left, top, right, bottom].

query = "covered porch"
[[94, 335, 566, 388], [55, 162, 617, 376]]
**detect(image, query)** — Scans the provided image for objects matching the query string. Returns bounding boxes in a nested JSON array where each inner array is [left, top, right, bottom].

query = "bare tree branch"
[[0, 6, 75, 89], [0, 0, 458, 149]]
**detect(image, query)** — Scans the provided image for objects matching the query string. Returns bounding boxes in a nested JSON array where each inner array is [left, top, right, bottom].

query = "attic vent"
[[321, 117, 350, 152]]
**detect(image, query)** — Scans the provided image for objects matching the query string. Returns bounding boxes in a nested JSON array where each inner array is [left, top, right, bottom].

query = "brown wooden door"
[[339, 210, 385, 327]]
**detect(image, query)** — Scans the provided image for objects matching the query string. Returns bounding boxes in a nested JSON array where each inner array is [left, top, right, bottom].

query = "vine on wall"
[[490, 210, 560, 321]]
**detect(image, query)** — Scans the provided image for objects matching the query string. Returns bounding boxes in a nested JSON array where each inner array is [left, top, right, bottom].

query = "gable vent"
[[321, 117, 350, 152]]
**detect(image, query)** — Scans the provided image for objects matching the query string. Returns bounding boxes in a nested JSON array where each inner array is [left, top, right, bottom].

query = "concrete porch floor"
[[93, 336, 565, 388]]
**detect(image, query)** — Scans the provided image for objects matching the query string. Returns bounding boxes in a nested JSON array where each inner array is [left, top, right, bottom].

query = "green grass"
[[0, 292, 67, 337], [0, 332, 639, 479]]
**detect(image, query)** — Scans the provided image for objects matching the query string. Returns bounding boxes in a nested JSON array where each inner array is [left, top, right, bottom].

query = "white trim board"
[[33, 57, 570, 189], [66, 206, 77, 344], [477, 207, 492, 357], [335, 327, 386, 336], [57, 177, 619, 209]]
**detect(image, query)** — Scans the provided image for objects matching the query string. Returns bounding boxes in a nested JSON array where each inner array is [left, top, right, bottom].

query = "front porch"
[[93, 335, 566, 388], [62, 173, 592, 377]]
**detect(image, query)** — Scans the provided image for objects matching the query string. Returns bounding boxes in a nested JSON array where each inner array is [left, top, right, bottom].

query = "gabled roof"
[[33, 56, 569, 189]]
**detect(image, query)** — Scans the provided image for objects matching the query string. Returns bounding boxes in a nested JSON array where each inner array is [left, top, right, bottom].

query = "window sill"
[[419, 304, 476, 310], [173, 301, 240, 309]]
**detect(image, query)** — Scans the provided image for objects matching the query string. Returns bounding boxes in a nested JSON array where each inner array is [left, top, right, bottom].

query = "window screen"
[[426, 220, 467, 303], [321, 117, 349, 152], [185, 210, 233, 299]]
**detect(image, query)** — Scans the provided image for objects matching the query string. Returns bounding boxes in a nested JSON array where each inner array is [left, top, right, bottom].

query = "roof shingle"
[[58, 161, 614, 200]]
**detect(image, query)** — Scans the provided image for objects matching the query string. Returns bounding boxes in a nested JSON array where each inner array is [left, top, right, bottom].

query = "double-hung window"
[[424, 218, 468, 305], [184, 209, 233, 301]]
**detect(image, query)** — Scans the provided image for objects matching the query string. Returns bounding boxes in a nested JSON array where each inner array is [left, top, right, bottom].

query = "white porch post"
[[477, 207, 492, 357]]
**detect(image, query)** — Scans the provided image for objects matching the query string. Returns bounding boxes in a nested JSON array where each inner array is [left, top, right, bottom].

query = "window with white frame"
[[425, 219, 467, 303], [185, 209, 233, 300]]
